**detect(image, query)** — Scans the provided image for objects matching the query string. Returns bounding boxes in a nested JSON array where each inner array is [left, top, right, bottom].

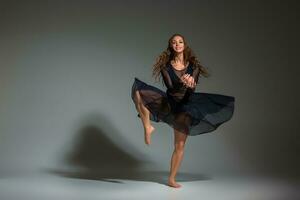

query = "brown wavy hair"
[[152, 33, 210, 84]]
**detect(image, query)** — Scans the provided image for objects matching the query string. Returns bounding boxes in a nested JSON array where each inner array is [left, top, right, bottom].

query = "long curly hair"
[[152, 33, 210, 84]]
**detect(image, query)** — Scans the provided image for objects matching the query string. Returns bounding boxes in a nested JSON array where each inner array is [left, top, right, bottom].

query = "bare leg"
[[168, 128, 188, 188], [134, 90, 155, 145]]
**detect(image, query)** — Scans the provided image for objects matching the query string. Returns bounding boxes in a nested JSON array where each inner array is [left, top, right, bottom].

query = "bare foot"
[[144, 125, 155, 145], [167, 179, 182, 188]]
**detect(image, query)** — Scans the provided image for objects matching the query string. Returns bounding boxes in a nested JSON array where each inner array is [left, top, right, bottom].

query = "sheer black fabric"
[[131, 61, 235, 136]]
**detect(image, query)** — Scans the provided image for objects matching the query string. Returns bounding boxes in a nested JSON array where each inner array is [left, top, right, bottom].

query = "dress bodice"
[[161, 61, 200, 103]]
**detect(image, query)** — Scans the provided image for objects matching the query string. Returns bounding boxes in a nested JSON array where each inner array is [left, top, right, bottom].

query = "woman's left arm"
[[181, 66, 200, 92], [191, 66, 201, 85]]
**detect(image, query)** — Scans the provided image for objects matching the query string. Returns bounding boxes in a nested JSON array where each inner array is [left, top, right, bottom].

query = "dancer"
[[131, 33, 235, 188]]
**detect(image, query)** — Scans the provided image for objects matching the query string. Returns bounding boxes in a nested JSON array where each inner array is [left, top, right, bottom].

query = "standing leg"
[[168, 128, 188, 188], [134, 90, 155, 145]]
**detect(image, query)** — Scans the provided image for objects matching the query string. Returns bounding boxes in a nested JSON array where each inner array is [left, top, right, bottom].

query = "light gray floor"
[[0, 171, 298, 200]]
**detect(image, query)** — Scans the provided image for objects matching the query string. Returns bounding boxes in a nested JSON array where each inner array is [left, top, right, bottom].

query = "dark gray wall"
[[0, 0, 299, 179]]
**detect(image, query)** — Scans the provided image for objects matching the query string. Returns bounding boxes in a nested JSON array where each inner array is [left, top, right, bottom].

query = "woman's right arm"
[[160, 68, 173, 90]]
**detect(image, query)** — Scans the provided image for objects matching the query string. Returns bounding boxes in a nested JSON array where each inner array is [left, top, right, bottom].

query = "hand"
[[180, 74, 196, 88]]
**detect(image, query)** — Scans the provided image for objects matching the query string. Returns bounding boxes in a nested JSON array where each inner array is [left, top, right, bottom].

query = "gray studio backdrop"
[[0, 0, 299, 179]]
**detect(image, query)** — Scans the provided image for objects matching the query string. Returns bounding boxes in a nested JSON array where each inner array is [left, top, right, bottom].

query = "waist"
[[167, 90, 190, 104]]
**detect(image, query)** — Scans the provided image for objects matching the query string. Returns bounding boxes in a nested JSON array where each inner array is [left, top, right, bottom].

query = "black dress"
[[131, 61, 235, 136]]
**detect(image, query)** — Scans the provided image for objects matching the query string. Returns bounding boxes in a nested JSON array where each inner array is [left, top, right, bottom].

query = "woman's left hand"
[[180, 74, 196, 88]]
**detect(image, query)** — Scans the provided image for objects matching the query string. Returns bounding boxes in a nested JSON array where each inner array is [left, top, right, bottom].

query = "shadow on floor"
[[44, 112, 211, 186], [46, 169, 212, 186]]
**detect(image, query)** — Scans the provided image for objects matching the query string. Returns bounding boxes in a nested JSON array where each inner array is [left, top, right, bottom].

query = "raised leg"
[[168, 128, 188, 188], [134, 90, 155, 145]]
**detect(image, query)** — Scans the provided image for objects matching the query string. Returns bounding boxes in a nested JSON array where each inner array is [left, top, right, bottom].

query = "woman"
[[131, 33, 235, 188]]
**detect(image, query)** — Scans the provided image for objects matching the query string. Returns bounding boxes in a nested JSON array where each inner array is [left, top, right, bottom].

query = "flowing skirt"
[[131, 77, 235, 136]]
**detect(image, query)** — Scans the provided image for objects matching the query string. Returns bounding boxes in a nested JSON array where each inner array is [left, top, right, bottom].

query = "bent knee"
[[134, 90, 140, 98], [134, 91, 142, 103]]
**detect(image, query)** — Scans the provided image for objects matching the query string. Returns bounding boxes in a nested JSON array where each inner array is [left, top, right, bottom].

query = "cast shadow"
[[44, 112, 211, 186]]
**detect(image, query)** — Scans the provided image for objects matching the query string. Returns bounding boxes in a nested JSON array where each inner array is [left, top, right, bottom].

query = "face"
[[171, 36, 185, 53]]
